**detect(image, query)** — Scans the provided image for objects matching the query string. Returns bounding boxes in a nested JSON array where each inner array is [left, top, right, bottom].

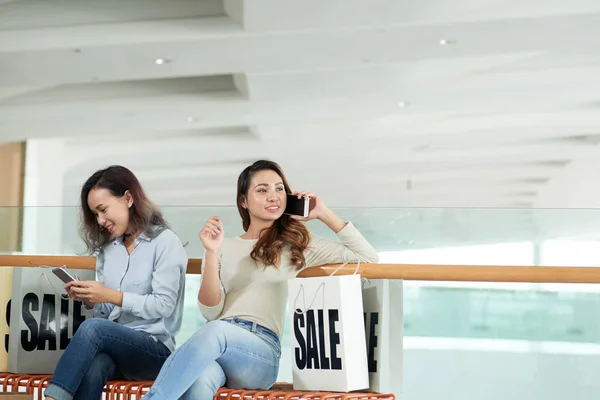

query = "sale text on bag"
[[6, 293, 87, 352], [293, 308, 342, 370]]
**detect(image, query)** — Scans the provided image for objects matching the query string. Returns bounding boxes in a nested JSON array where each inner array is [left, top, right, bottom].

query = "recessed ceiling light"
[[439, 39, 455, 45], [155, 58, 171, 65], [186, 117, 196, 122], [398, 101, 408, 108]]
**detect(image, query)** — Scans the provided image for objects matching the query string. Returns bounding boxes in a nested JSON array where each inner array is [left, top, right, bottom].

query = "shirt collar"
[[138, 231, 153, 242], [113, 225, 158, 245]]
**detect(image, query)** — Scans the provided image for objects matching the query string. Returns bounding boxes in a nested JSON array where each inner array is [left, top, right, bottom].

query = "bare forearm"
[[319, 208, 347, 233], [107, 290, 123, 307], [198, 249, 222, 306]]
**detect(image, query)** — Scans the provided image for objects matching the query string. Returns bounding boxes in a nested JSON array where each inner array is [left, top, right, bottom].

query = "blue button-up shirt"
[[91, 226, 188, 352]]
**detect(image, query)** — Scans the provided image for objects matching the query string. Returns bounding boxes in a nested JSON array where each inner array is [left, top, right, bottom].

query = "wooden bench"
[[0, 373, 395, 400]]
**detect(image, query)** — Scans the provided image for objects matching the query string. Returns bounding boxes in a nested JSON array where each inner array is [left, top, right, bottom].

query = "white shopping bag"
[[362, 278, 403, 393], [288, 262, 369, 392], [8, 266, 95, 373], [0, 267, 13, 372]]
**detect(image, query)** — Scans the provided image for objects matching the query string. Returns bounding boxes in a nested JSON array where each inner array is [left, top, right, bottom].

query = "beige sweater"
[[198, 222, 379, 338]]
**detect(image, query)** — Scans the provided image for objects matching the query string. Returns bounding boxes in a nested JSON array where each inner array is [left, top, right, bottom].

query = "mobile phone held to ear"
[[52, 267, 77, 284], [284, 194, 309, 218]]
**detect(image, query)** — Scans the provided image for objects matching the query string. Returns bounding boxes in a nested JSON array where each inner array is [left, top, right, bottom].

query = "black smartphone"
[[284, 194, 309, 217], [52, 267, 77, 284]]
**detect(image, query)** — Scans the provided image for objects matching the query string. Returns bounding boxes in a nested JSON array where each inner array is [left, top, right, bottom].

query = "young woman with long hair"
[[142, 160, 378, 400], [45, 165, 188, 400]]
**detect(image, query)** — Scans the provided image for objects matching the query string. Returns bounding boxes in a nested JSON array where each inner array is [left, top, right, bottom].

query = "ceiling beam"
[[234, 0, 600, 31], [242, 59, 600, 101], [2, 79, 600, 144], [366, 142, 596, 165], [1, 13, 599, 85], [0, 0, 225, 30]]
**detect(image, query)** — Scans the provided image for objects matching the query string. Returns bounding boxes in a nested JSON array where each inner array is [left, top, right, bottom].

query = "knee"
[[75, 318, 111, 339], [190, 321, 226, 344], [198, 320, 222, 335], [175, 321, 228, 365]]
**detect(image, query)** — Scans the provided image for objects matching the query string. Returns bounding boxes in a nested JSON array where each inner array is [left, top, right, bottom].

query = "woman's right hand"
[[199, 216, 224, 251], [65, 283, 95, 308], [65, 285, 82, 302]]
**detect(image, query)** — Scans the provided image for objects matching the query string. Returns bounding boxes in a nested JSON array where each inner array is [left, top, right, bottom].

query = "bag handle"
[[293, 257, 361, 315], [293, 282, 326, 315], [39, 266, 77, 300], [329, 257, 361, 276]]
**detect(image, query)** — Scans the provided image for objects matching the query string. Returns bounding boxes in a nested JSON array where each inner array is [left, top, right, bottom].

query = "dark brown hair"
[[80, 165, 168, 254], [237, 160, 310, 270]]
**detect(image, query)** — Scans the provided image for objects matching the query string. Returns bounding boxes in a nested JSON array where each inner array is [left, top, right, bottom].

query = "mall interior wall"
[[0, 142, 25, 253]]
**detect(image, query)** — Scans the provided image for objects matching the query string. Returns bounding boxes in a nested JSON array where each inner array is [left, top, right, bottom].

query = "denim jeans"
[[142, 318, 281, 400], [45, 318, 172, 400]]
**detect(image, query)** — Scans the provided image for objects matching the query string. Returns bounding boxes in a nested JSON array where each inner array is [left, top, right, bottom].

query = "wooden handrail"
[[1, 255, 600, 283]]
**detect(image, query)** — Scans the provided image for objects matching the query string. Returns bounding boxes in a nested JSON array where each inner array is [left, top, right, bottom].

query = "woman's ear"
[[124, 190, 134, 208]]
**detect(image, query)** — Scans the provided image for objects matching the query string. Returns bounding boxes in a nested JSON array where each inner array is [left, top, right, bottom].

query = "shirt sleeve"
[[303, 221, 379, 269], [121, 231, 188, 319], [197, 249, 226, 321], [87, 250, 116, 318]]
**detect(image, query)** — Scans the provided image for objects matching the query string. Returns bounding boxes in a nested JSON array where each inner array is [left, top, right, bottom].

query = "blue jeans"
[[45, 318, 172, 400], [142, 318, 281, 400]]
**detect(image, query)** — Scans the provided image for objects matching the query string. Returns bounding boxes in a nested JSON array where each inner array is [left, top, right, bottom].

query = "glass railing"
[[4, 205, 600, 258], [3, 205, 600, 398]]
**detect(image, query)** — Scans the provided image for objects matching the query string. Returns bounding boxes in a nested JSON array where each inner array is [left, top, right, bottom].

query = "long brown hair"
[[80, 165, 168, 254], [237, 160, 310, 270]]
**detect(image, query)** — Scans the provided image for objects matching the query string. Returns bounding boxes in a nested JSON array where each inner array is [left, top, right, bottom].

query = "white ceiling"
[[2, 0, 600, 215]]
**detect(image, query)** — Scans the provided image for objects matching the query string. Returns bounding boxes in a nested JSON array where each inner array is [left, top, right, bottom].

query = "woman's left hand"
[[291, 191, 329, 221], [66, 281, 121, 305]]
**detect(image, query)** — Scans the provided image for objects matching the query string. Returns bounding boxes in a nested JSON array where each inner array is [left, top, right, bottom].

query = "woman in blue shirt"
[[44, 165, 188, 400]]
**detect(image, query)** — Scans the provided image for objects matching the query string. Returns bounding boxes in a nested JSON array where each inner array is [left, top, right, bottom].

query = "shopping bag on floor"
[[8, 266, 95, 373], [288, 261, 369, 392], [0, 267, 13, 372], [362, 278, 403, 393]]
